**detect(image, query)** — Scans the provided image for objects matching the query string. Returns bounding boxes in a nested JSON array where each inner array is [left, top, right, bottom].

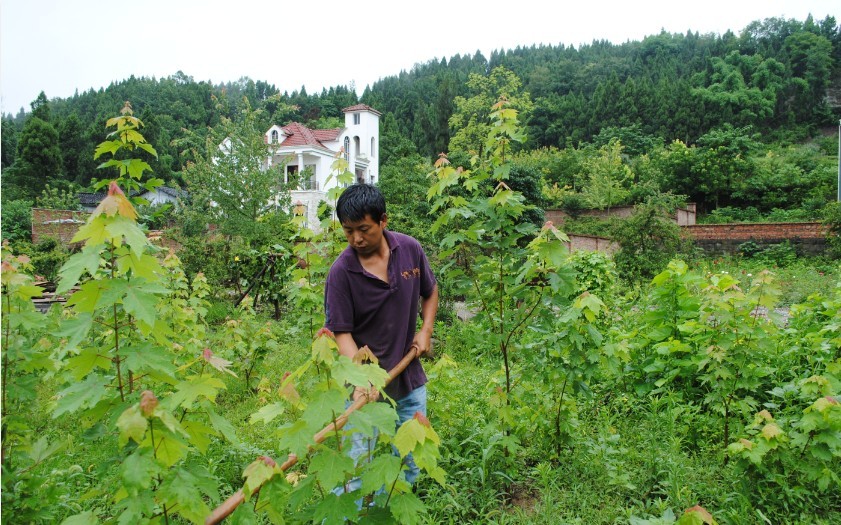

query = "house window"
[[271, 130, 279, 143], [343, 137, 350, 161], [354, 136, 361, 156], [353, 113, 360, 125], [371, 137, 375, 158]]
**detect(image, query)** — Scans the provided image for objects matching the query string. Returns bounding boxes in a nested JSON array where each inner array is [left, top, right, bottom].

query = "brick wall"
[[31, 208, 182, 253], [567, 234, 619, 254], [547, 204, 696, 226], [684, 222, 828, 255], [31, 208, 89, 245]]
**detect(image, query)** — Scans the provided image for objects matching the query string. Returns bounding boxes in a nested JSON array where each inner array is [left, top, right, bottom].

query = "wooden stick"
[[204, 344, 421, 525]]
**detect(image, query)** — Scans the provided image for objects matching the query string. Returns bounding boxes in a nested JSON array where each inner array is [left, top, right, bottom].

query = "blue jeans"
[[334, 384, 427, 495]]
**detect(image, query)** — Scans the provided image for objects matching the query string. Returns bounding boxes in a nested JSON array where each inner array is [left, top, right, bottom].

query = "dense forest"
[[2, 15, 840, 217]]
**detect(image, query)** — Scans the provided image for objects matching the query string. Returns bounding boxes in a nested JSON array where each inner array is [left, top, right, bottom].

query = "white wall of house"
[[262, 105, 380, 230]]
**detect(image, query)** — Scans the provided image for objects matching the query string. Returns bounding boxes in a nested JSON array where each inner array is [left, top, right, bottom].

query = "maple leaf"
[[201, 348, 237, 377], [278, 371, 302, 406], [242, 456, 277, 498], [310, 448, 355, 489], [117, 405, 148, 445], [353, 345, 378, 365], [760, 422, 784, 441], [93, 181, 137, 219], [139, 390, 158, 417]]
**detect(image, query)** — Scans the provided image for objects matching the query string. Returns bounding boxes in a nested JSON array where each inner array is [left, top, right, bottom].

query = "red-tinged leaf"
[[139, 390, 158, 417], [760, 422, 783, 441], [201, 348, 237, 377], [242, 457, 276, 498], [353, 345, 378, 365], [413, 412, 431, 428], [278, 372, 301, 406], [679, 505, 717, 525]]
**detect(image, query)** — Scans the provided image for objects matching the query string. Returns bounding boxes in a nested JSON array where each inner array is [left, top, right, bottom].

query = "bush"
[[611, 200, 692, 283], [1, 199, 33, 243], [29, 237, 70, 281], [824, 202, 841, 259]]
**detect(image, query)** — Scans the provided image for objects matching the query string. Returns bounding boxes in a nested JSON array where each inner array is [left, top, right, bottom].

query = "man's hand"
[[353, 385, 379, 402], [412, 327, 433, 357]]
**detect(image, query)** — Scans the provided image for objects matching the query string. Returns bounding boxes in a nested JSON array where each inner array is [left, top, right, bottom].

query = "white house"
[[265, 104, 381, 228]]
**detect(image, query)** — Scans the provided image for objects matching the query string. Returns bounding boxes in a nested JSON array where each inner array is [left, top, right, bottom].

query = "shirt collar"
[[344, 229, 399, 273]]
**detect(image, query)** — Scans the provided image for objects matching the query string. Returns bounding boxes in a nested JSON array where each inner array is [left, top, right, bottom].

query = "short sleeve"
[[417, 243, 436, 298], [324, 262, 355, 333]]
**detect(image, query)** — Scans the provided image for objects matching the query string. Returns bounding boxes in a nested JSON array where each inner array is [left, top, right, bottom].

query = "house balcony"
[[298, 178, 319, 191]]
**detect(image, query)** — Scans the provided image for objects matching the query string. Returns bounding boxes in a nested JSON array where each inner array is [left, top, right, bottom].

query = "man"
[[324, 183, 438, 486]]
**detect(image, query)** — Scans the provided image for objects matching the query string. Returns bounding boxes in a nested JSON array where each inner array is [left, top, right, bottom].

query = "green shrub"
[[823, 202, 841, 259], [1, 199, 33, 243]]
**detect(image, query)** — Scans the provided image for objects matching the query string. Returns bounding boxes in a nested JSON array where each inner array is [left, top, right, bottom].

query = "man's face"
[[341, 214, 387, 256]]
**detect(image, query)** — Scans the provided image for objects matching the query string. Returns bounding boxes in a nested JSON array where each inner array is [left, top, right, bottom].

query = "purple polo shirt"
[[324, 230, 436, 400]]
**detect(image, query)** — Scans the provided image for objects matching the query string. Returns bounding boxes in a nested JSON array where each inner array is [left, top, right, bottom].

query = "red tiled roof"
[[342, 104, 381, 116], [278, 122, 340, 148], [313, 128, 342, 142]]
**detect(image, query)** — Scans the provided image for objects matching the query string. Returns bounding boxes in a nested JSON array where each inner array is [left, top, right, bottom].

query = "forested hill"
[[364, 15, 841, 156], [2, 15, 839, 201]]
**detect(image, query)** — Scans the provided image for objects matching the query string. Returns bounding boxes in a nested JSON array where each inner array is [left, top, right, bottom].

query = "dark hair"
[[336, 184, 386, 224]]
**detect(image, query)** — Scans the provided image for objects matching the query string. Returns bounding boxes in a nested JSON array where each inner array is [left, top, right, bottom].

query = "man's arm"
[[334, 332, 359, 360], [413, 284, 439, 356]]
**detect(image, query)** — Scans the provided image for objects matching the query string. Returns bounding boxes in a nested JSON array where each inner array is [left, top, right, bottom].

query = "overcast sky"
[[1, 0, 837, 115]]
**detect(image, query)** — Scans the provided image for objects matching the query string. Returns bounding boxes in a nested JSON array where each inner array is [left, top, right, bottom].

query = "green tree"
[[1, 116, 18, 169], [12, 116, 62, 199], [448, 66, 533, 156], [57, 113, 85, 185], [695, 125, 759, 209], [181, 98, 295, 246], [611, 195, 690, 282], [580, 139, 632, 211], [378, 153, 434, 246]]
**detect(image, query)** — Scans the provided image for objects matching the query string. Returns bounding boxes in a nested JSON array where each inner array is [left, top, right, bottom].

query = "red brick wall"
[[31, 208, 88, 245], [684, 222, 826, 240], [684, 222, 827, 255], [31, 208, 182, 253]]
